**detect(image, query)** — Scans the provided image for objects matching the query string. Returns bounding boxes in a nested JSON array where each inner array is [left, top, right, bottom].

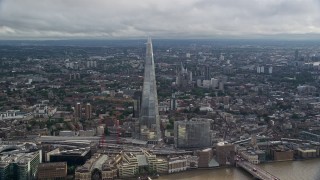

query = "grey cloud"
[[0, 0, 320, 39]]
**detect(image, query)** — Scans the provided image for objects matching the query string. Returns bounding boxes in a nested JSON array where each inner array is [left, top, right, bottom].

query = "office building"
[[118, 153, 139, 178], [204, 66, 210, 80], [297, 148, 318, 158], [260, 66, 264, 73], [239, 151, 259, 164], [174, 120, 211, 149], [116, 151, 169, 178], [49, 148, 91, 166], [219, 82, 224, 91], [75, 153, 119, 180], [219, 53, 225, 61], [0, 150, 42, 180], [75, 102, 82, 119], [133, 91, 142, 118], [197, 148, 213, 168], [139, 38, 161, 142], [37, 162, 67, 180], [86, 60, 97, 68], [268, 66, 273, 74], [0, 110, 25, 120], [216, 142, 235, 166], [168, 157, 187, 173], [170, 93, 177, 111], [211, 78, 219, 89], [271, 146, 294, 161], [0, 162, 9, 180], [85, 103, 92, 120], [144, 151, 168, 174]]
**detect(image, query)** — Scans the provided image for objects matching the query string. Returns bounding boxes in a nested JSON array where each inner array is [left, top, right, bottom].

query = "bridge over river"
[[237, 161, 280, 180]]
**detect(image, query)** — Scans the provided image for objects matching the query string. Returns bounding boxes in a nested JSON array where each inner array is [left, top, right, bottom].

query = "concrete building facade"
[[174, 120, 211, 149], [37, 162, 67, 180]]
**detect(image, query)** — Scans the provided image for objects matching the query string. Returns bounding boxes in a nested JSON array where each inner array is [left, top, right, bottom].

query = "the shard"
[[139, 37, 161, 141]]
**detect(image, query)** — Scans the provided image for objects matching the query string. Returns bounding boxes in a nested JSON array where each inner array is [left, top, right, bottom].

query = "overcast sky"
[[0, 0, 320, 39]]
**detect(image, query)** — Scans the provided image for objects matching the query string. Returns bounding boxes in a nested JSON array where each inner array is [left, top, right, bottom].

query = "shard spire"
[[140, 37, 161, 140]]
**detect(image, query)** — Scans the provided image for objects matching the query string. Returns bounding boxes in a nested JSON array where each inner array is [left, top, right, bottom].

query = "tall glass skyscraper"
[[139, 37, 161, 142]]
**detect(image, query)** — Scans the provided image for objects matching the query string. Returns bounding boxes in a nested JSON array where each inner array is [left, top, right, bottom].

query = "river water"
[[158, 159, 320, 180]]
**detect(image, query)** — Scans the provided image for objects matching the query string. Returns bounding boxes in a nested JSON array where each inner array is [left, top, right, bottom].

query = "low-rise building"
[[297, 148, 317, 158], [75, 154, 112, 180], [59, 130, 76, 136], [216, 142, 235, 166], [49, 148, 91, 166], [79, 130, 95, 136], [0, 110, 26, 120], [240, 151, 259, 164], [144, 151, 168, 174], [197, 148, 213, 168], [271, 146, 294, 161], [37, 162, 67, 180], [118, 153, 139, 178], [186, 155, 198, 169], [168, 157, 187, 173]]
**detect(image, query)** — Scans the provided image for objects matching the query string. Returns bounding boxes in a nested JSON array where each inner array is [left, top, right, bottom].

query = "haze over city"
[[1, 0, 320, 39]]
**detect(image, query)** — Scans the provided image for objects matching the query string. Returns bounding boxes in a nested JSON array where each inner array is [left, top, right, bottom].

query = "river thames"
[[158, 159, 320, 180]]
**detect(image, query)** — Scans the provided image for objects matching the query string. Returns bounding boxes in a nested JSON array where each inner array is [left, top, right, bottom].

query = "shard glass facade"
[[139, 38, 161, 140]]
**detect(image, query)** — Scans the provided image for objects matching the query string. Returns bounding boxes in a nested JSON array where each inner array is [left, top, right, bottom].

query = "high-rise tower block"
[[139, 37, 161, 141]]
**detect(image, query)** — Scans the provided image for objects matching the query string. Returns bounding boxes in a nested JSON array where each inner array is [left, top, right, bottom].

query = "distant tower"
[[189, 71, 193, 82], [75, 102, 82, 119], [219, 53, 225, 61], [176, 63, 192, 88], [219, 82, 224, 91], [139, 37, 161, 142], [260, 66, 264, 73], [268, 67, 273, 74], [211, 78, 219, 89], [170, 93, 177, 111], [133, 91, 142, 118], [204, 66, 210, 80], [85, 103, 92, 120], [256, 66, 261, 73]]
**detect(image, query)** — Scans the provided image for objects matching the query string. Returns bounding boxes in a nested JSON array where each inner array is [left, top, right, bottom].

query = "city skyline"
[[1, 0, 320, 40], [1, 0, 320, 179], [1, 29, 320, 179]]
